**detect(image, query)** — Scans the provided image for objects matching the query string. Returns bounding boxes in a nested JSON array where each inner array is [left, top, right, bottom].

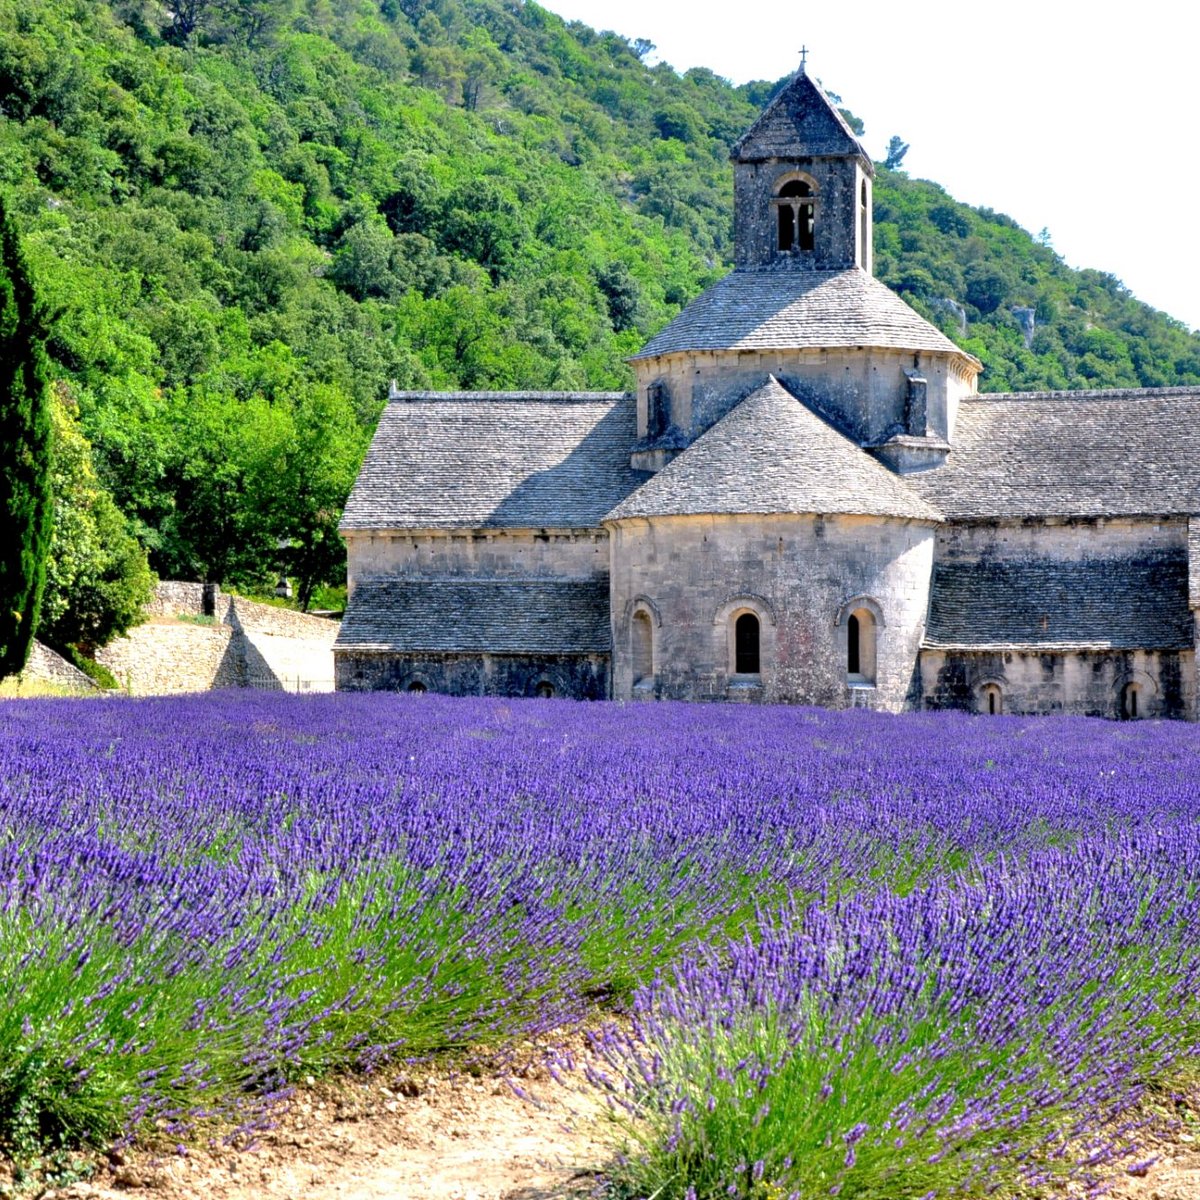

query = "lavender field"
[[2, 693, 1199, 1197]]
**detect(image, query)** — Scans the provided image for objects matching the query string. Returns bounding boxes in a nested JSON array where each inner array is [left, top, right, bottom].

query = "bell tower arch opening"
[[774, 178, 816, 254]]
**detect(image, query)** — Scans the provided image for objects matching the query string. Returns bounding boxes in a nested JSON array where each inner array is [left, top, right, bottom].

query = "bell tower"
[[731, 65, 874, 273]]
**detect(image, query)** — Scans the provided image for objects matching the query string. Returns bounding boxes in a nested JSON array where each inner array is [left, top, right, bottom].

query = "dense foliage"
[[39, 385, 155, 654], [3, 692, 1200, 1199], [2, 0, 1199, 599], [0, 193, 53, 677]]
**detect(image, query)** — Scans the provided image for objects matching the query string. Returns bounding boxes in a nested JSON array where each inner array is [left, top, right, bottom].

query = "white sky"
[[544, 0, 1200, 333]]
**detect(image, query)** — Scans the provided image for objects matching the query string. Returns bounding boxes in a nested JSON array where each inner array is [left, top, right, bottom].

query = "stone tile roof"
[[731, 70, 870, 165], [341, 393, 644, 531], [336, 579, 612, 654], [606, 376, 943, 523], [913, 388, 1200, 519], [632, 269, 975, 363], [924, 553, 1193, 650]]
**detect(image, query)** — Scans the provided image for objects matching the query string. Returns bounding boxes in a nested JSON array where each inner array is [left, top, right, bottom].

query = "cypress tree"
[[0, 195, 53, 677]]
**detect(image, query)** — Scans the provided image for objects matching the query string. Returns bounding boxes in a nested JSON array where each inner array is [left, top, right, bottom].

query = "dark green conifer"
[[0, 195, 53, 677]]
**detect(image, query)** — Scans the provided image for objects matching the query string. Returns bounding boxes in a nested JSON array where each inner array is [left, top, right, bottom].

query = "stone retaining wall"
[[18, 643, 99, 694], [98, 621, 239, 694], [97, 583, 339, 695]]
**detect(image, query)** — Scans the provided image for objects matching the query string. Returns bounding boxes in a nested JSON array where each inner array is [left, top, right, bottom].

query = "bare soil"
[[36, 1046, 613, 1200]]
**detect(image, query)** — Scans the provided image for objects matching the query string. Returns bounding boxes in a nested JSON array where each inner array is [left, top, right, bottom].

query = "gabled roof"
[[924, 553, 1192, 650], [909, 387, 1200, 519], [340, 393, 645, 531], [336, 579, 611, 654], [631, 269, 977, 365], [732, 69, 872, 167], [605, 376, 942, 523]]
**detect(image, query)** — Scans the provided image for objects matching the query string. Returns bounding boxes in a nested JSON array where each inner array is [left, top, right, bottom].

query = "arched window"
[[979, 684, 1003, 716], [1121, 682, 1140, 720], [406, 680, 427, 694], [535, 680, 555, 699], [775, 179, 815, 253], [631, 609, 654, 686], [734, 612, 760, 675], [846, 607, 877, 684]]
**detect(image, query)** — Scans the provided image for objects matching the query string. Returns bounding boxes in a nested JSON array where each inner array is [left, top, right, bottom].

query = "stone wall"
[[633, 349, 974, 455], [921, 648, 1195, 720], [733, 156, 869, 272], [608, 511, 935, 711], [97, 583, 339, 695], [936, 517, 1185, 563], [344, 529, 609, 593], [336, 651, 608, 699], [921, 518, 1198, 719], [97, 621, 238, 694], [17, 642, 99, 694]]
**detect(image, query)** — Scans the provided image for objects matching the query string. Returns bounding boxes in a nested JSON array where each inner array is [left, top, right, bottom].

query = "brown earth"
[[36, 1050, 613, 1200]]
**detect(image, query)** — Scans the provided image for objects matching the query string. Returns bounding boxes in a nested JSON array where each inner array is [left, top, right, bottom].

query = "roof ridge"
[[968, 386, 1200, 402], [388, 391, 632, 403]]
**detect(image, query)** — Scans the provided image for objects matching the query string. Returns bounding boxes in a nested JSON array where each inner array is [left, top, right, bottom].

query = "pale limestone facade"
[[337, 69, 1200, 720], [609, 513, 934, 708]]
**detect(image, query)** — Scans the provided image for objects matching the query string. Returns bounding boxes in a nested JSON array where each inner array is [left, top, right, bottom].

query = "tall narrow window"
[[846, 607, 877, 684], [1121, 682, 1140, 720], [647, 381, 670, 440], [979, 684, 1002, 715], [734, 613, 760, 675], [860, 180, 869, 268], [631, 610, 654, 686], [776, 180, 814, 253], [535, 681, 555, 699]]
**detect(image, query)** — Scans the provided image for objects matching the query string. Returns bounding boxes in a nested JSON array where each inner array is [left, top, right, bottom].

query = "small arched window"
[[1121, 682, 1140, 720], [535, 680, 555, 699], [846, 608, 877, 684], [631, 609, 654, 686], [734, 612, 760, 675], [979, 684, 1002, 716], [406, 680, 427, 694], [775, 179, 815, 253]]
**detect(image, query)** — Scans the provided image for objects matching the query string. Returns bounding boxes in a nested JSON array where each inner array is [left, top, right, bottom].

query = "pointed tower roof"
[[732, 69, 873, 171], [605, 377, 942, 523]]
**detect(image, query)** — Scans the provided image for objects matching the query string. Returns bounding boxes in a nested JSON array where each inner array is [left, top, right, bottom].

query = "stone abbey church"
[[336, 69, 1200, 719]]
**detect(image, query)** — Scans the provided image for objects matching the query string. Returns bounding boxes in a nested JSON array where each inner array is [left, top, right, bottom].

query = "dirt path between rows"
[[46, 1052, 614, 1200]]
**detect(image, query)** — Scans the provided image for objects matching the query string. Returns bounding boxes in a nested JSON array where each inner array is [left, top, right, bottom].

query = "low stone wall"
[[98, 583, 339, 695], [98, 622, 239, 695], [17, 643, 99, 694], [336, 651, 608, 699], [143, 581, 211, 618]]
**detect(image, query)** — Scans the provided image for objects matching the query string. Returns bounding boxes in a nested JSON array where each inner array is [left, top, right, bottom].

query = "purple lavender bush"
[[0, 692, 1197, 1196]]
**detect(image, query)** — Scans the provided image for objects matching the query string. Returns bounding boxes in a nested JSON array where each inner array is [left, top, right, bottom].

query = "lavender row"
[[0, 691, 1198, 1183]]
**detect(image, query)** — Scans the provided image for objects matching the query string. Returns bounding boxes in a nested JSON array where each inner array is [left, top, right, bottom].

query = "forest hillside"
[[3, 0, 1198, 611]]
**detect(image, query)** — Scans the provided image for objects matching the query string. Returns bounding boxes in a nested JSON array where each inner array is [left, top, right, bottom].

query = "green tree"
[[269, 385, 365, 610], [0, 196, 53, 678], [884, 135, 910, 170], [39, 386, 155, 654]]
